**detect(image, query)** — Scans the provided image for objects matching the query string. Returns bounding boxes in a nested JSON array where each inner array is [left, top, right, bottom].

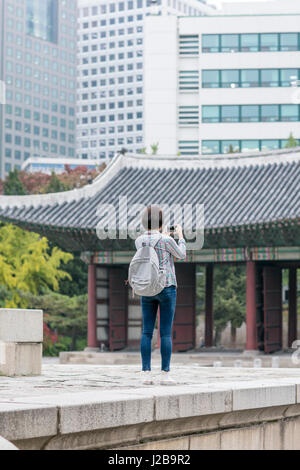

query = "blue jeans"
[[140, 285, 177, 372]]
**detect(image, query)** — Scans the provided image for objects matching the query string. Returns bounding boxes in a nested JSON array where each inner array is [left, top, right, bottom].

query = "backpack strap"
[[149, 234, 162, 248]]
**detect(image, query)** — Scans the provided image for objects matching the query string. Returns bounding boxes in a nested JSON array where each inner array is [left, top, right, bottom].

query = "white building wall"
[[144, 13, 300, 155], [213, 0, 300, 15], [144, 16, 178, 154]]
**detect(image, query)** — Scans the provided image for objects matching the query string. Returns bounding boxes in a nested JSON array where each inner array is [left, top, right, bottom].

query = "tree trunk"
[[230, 324, 237, 345]]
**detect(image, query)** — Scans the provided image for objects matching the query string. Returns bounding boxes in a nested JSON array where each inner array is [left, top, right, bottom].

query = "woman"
[[135, 205, 186, 385]]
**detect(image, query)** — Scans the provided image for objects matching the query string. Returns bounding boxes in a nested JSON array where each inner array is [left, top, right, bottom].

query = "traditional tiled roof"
[[0, 148, 299, 251]]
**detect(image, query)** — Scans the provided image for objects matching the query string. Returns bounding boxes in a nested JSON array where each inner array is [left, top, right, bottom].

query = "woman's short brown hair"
[[141, 205, 163, 230]]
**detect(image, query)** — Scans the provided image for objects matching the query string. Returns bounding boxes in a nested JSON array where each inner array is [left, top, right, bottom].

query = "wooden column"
[[246, 261, 258, 351], [288, 267, 297, 348], [205, 264, 214, 347], [87, 263, 98, 349]]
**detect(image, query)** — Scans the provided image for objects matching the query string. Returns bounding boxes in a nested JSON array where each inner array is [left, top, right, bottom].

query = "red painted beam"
[[205, 265, 214, 347], [246, 261, 258, 351], [288, 268, 297, 348], [87, 264, 98, 348]]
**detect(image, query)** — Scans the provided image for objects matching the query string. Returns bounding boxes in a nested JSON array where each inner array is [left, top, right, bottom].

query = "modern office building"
[[0, 0, 77, 177], [21, 156, 101, 174], [144, 11, 300, 155], [76, 0, 216, 161]]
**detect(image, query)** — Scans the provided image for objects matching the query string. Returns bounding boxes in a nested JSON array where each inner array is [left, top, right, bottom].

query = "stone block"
[[263, 421, 282, 450], [284, 404, 300, 418], [155, 386, 232, 421], [0, 309, 43, 343], [232, 384, 296, 411], [220, 425, 264, 450], [297, 384, 300, 403], [0, 343, 42, 376], [16, 391, 155, 434], [283, 416, 300, 450], [190, 432, 220, 450], [0, 403, 57, 442]]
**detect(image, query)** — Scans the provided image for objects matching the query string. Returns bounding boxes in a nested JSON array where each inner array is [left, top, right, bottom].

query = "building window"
[[280, 33, 299, 51], [241, 34, 259, 52], [202, 106, 219, 123], [221, 34, 239, 52], [26, 0, 58, 43], [261, 104, 279, 122], [202, 104, 299, 123], [240, 69, 259, 87], [202, 35, 219, 53], [202, 33, 300, 53], [261, 69, 279, 87], [202, 141, 220, 154], [221, 70, 239, 88], [241, 105, 259, 123]]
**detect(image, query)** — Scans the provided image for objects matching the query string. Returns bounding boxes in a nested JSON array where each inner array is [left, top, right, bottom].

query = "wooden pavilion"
[[0, 148, 299, 353]]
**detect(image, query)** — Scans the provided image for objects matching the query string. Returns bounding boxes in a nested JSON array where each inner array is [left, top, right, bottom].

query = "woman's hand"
[[175, 224, 183, 239]]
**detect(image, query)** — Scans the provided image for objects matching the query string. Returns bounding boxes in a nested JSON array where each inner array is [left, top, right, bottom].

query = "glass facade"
[[26, 0, 58, 43], [202, 139, 300, 154], [0, 0, 77, 177], [202, 32, 300, 53], [202, 105, 300, 123], [202, 68, 300, 88]]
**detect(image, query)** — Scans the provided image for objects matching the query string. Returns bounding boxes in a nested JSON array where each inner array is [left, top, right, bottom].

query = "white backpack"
[[128, 235, 166, 297]]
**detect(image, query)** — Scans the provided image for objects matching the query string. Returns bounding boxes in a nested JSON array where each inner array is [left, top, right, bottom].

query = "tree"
[[0, 224, 73, 307], [3, 169, 27, 195], [213, 265, 246, 346], [59, 253, 88, 297], [20, 290, 88, 351], [285, 132, 299, 148], [227, 145, 238, 154], [139, 147, 147, 154], [151, 143, 159, 155], [196, 264, 246, 347], [45, 171, 67, 193]]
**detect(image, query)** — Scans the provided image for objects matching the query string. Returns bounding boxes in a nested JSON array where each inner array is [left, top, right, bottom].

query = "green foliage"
[[285, 132, 299, 148], [196, 264, 246, 346], [19, 290, 88, 354], [46, 171, 67, 193], [59, 254, 88, 297], [0, 285, 12, 307], [151, 143, 159, 155], [3, 169, 27, 195], [213, 265, 246, 345], [139, 147, 147, 154], [227, 145, 238, 154], [0, 224, 73, 307]]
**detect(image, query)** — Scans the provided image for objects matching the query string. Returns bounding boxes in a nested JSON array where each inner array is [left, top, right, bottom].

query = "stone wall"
[[1, 378, 300, 450]]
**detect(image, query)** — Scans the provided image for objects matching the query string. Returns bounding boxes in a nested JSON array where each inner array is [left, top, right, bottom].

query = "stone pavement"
[[1, 362, 300, 400], [60, 349, 299, 368]]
